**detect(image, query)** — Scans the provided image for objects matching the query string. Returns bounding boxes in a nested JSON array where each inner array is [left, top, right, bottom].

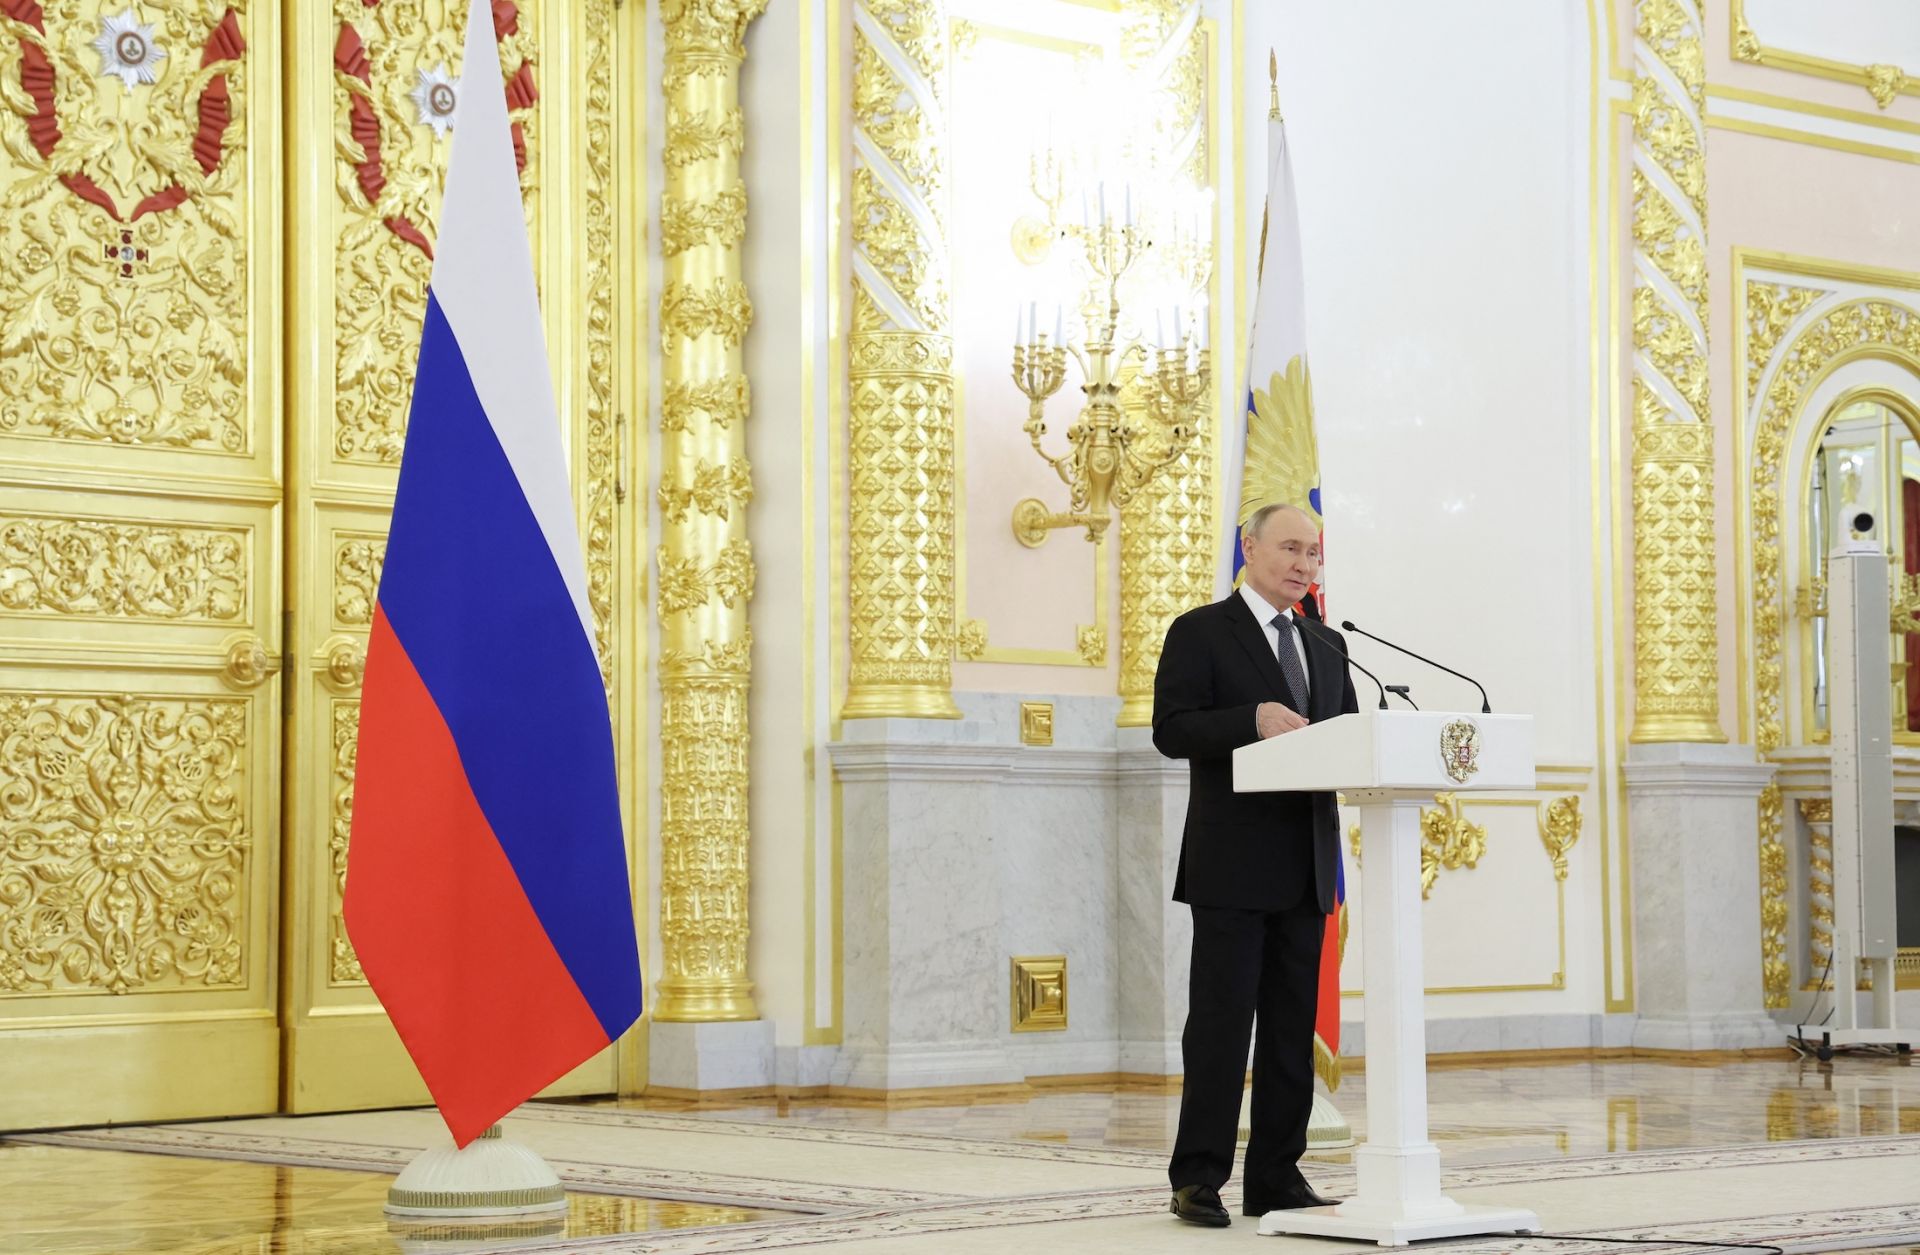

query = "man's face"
[[1241, 508, 1321, 608]]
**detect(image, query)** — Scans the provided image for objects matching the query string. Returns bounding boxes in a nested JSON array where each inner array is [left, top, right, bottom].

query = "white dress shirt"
[[1238, 583, 1310, 699]]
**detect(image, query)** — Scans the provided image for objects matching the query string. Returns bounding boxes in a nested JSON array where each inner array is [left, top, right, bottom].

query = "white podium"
[[1236, 710, 1544, 1246]]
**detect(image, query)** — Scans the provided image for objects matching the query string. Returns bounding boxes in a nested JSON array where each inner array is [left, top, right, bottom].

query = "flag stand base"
[[385, 1124, 568, 1217], [1239, 1085, 1355, 1148]]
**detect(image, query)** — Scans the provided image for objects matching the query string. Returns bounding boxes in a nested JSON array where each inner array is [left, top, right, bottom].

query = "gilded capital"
[[659, 0, 769, 59]]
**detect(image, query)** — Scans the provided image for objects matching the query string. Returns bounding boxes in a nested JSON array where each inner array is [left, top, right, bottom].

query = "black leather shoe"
[[1170, 1184, 1231, 1227], [1243, 1182, 1340, 1216]]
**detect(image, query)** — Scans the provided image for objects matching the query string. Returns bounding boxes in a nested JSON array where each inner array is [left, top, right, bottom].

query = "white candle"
[[1080, 189, 1090, 228], [1155, 309, 1166, 351], [1028, 301, 1038, 345], [1053, 307, 1064, 345], [1124, 183, 1133, 228], [1199, 307, 1210, 349], [1098, 181, 1107, 226], [1173, 304, 1184, 343]]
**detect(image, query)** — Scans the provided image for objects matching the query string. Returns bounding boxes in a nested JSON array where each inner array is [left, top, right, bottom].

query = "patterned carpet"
[[16, 1104, 1920, 1253]]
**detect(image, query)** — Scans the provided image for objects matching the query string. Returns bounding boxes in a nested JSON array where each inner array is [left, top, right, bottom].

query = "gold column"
[[654, 0, 766, 1022], [842, 0, 960, 720], [1116, 0, 1213, 728], [1629, 0, 1723, 743]]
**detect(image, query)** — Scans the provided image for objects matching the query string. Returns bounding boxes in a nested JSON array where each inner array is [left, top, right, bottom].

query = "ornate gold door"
[[1, 0, 640, 1127], [0, 0, 285, 1127]]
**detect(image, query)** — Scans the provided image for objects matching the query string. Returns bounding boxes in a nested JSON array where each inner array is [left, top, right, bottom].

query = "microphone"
[[1340, 620, 1491, 714], [1295, 615, 1389, 711]]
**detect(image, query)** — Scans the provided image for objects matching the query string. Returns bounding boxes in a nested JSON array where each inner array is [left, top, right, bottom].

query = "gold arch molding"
[[1744, 281, 1920, 754]]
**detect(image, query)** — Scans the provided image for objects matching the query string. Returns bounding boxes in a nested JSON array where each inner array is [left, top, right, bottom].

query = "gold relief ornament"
[[1750, 301, 1920, 752], [1537, 796, 1582, 881], [330, 0, 541, 466], [0, 515, 245, 622], [1438, 718, 1480, 785], [843, 0, 958, 720], [1756, 781, 1790, 1009], [656, 0, 763, 1021], [329, 701, 363, 985], [1864, 64, 1907, 110], [1799, 795, 1834, 989], [1418, 793, 1485, 900], [0, 693, 251, 995], [0, 3, 250, 451]]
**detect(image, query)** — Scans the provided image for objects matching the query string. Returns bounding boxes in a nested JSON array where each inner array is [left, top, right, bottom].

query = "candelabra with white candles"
[[1009, 174, 1211, 547]]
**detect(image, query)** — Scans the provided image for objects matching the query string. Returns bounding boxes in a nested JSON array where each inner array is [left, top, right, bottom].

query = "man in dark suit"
[[1153, 502, 1356, 1228]]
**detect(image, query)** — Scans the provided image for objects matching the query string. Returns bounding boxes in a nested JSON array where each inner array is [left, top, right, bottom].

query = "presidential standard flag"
[[343, 0, 641, 1147], [1220, 68, 1344, 1090]]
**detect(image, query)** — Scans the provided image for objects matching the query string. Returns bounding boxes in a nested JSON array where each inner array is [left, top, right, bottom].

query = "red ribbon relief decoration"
[[336, 0, 538, 262], [2, 3, 244, 222]]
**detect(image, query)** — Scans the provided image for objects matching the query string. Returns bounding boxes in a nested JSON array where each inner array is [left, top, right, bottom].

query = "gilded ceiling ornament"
[[410, 64, 461, 137], [93, 9, 166, 92]]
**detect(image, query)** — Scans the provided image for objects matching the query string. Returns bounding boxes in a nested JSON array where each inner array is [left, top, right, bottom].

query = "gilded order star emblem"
[[411, 65, 461, 137], [93, 10, 167, 92]]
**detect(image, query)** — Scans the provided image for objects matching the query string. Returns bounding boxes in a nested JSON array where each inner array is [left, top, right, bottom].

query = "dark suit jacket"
[[1151, 594, 1359, 913]]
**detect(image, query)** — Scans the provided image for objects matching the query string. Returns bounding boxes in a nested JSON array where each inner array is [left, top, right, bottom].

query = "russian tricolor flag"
[[344, 0, 641, 1148]]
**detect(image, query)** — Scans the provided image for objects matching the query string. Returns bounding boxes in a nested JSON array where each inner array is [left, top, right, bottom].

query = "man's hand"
[[1256, 702, 1309, 739]]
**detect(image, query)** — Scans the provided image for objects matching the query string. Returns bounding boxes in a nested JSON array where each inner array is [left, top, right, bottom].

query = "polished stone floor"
[[615, 1051, 1920, 1166], [2, 1053, 1916, 1253]]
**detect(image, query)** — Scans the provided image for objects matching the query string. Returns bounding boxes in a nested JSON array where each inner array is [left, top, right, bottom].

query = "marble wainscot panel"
[[831, 695, 1171, 1088]]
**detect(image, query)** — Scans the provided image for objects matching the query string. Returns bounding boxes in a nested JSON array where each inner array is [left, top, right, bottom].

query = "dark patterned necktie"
[[1271, 613, 1308, 712]]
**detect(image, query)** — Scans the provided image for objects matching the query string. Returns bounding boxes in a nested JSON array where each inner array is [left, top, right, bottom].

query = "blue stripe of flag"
[[377, 292, 641, 1039]]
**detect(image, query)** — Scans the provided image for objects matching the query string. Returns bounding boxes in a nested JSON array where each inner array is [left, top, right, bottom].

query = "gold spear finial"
[[1269, 49, 1281, 121]]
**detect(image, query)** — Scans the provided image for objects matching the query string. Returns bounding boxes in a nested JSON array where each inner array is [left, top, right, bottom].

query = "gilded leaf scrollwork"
[[328, 700, 362, 985], [657, 456, 753, 524], [655, 0, 764, 1020], [0, 4, 251, 452], [1750, 300, 1920, 752], [661, 185, 747, 257], [0, 693, 250, 996], [1537, 796, 1582, 881], [662, 374, 749, 434], [1630, 0, 1719, 745], [1757, 781, 1789, 1009], [582, 0, 616, 689], [1798, 796, 1833, 990], [1418, 792, 1485, 900], [330, 0, 541, 467], [331, 535, 384, 628], [661, 280, 752, 350], [0, 515, 246, 622]]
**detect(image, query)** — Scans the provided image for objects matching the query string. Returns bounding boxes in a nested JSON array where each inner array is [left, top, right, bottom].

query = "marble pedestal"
[[648, 1020, 774, 1092], [1624, 743, 1783, 1051], [1115, 727, 1191, 1075]]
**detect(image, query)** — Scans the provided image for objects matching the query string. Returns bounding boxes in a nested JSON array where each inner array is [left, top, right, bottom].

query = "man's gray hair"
[[1244, 502, 1305, 541]]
